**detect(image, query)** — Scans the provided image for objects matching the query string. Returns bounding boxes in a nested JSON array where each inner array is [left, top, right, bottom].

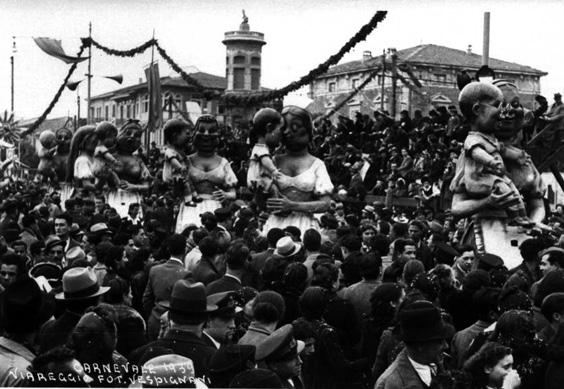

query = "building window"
[[234, 68, 245, 89], [328, 82, 336, 93], [352, 78, 360, 89], [377, 75, 384, 85], [142, 95, 149, 113], [126, 104, 131, 118], [434, 74, 446, 84], [112, 105, 116, 118], [234, 55, 245, 65], [251, 69, 260, 90], [251, 57, 261, 66], [226, 56, 229, 65], [105, 106, 109, 120], [120, 105, 124, 119]]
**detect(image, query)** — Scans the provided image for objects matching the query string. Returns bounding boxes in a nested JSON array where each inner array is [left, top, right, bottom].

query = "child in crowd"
[[247, 108, 284, 210], [37, 130, 58, 184], [162, 118, 200, 206], [451, 82, 534, 227], [93, 121, 122, 189]]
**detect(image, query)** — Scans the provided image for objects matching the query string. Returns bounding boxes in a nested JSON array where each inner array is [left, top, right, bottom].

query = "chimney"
[[483, 12, 490, 66], [362, 50, 372, 62], [467, 44, 472, 55]]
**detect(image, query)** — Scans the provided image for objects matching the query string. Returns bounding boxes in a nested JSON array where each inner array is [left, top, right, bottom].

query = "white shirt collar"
[[203, 331, 221, 349], [225, 273, 241, 283], [407, 356, 433, 386], [169, 257, 184, 265]]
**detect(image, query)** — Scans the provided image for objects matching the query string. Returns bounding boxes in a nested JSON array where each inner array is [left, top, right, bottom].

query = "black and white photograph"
[[0, 0, 563, 387]]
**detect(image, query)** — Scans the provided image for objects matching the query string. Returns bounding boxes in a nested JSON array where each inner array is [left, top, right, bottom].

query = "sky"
[[0, 0, 562, 121]]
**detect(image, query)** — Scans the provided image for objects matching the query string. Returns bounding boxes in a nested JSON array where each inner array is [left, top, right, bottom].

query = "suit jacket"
[[206, 274, 242, 296], [238, 321, 272, 348], [142, 259, 190, 319], [192, 257, 222, 285], [64, 238, 81, 253], [130, 329, 216, 378], [250, 248, 274, 274], [375, 349, 428, 389]]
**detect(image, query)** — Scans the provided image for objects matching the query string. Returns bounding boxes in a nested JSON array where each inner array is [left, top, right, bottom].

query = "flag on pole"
[[33, 37, 87, 64], [145, 62, 163, 134]]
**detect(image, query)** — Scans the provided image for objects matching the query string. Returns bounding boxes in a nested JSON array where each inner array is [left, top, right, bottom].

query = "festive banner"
[[144, 62, 163, 133], [33, 37, 88, 64]]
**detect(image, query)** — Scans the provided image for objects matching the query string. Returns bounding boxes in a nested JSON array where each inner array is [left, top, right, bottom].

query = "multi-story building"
[[89, 13, 274, 144], [89, 72, 226, 144], [308, 44, 547, 119]]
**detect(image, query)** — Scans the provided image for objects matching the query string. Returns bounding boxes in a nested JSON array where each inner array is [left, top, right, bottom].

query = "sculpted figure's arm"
[[266, 195, 332, 214], [79, 179, 96, 191], [500, 144, 528, 163], [545, 106, 564, 122], [169, 156, 186, 173], [470, 146, 498, 167], [450, 191, 521, 218], [527, 198, 546, 224]]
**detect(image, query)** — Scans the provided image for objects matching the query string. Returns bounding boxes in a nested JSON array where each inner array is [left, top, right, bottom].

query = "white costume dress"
[[175, 157, 238, 233], [263, 158, 334, 235]]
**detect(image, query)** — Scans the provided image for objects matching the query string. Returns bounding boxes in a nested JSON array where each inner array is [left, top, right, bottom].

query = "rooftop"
[[320, 43, 547, 78], [91, 71, 227, 101]]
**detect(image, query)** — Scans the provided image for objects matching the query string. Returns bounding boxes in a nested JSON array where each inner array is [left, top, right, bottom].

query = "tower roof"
[[223, 11, 265, 46]]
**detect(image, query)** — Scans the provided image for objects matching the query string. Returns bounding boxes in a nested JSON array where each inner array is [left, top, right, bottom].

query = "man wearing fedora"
[[0, 277, 49, 386], [206, 242, 250, 296], [38, 267, 109, 353], [143, 234, 191, 341], [132, 280, 218, 378], [90, 222, 114, 244], [375, 300, 450, 389]]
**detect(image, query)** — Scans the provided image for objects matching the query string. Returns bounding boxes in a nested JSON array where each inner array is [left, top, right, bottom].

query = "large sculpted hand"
[[266, 197, 294, 213], [486, 189, 521, 210]]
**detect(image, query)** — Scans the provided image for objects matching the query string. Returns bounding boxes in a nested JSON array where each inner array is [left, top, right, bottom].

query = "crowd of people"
[[0, 82, 563, 388]]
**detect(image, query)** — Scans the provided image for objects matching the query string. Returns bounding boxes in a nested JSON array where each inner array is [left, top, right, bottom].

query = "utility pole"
[[482, 12, 490, 66], [87, 22, 92, 123], [77, 85, 81, 125], [11, 37, 15, 113], [390, 48, 398, 118], [380, 49, 386, 111], [169, 95, 173, 119]]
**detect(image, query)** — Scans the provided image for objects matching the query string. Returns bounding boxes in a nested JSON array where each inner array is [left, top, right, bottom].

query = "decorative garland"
[[25, 11, 388, 133], [22, 42, 88, 137], [318, 67, 382, 121], [84, 37, 156, 58], [155, 43, 214, 95], [221, 10, 387, 105]]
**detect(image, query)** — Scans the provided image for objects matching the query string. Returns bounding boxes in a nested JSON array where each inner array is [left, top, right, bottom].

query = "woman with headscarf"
[[264, 106, 333, 235], [175, 115, 238, 232], [106, 120, 151, 218]]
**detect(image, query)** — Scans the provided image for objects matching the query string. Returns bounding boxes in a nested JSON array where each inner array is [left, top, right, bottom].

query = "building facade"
[[89, 13, 273, 143], [308, 44, 548, 119], [89, 72, 226, 145]]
